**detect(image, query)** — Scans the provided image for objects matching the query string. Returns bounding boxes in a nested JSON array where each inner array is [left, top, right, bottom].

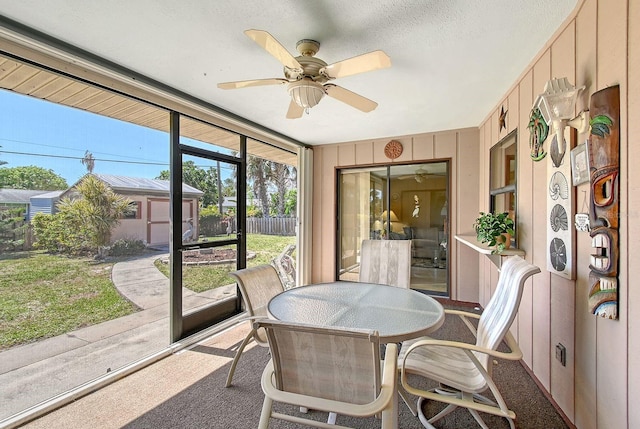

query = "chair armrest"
[[444, 309, 481, 338], [380, 343, 398, 391], [402, 336, 522, 363], [248, 316, 271, 346], [248, 315, 269, 325], [501, 330, 523, 360], [444, 309, 481, 319]]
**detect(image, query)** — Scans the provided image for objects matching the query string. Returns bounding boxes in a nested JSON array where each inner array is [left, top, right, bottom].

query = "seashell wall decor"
[[549, 172, 569, 200], [546, 127, 574, 279]]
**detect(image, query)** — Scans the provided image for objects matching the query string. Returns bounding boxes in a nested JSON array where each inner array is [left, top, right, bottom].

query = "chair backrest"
[[256, 319, 382, 405], [475, 256, 540, 367], [229, 265, 284, 317], [359, 239, 412, 288]]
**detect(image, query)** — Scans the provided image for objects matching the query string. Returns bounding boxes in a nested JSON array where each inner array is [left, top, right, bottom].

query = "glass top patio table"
[[267, 281, 445, 344]]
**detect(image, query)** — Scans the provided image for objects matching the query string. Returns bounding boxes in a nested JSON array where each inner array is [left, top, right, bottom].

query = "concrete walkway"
[[0, 251, 237, 423]]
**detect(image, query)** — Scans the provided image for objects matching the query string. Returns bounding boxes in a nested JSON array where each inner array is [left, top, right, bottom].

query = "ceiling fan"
[[397, 166, 445, 183], [217, 29, 391, 119]]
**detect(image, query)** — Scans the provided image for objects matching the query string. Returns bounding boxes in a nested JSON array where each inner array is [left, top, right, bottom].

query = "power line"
[[0, 150, 167, 166], [0, 137, 164, 163], [0, 149, 238, 171]]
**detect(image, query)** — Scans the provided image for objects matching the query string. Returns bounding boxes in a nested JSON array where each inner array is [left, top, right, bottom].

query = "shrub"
[[199, 205, 221, 217], [31, 212, 92, 255], [246, 205, 262, 217], [109, 238, 146, 256], [198, 213, 223, 236]]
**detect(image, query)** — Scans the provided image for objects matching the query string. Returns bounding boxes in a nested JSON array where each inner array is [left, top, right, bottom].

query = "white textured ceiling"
[[0, 0, 577, 146]]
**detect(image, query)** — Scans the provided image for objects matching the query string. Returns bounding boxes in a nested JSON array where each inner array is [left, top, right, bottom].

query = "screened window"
[[123, 201, 142, 219], [489, 130, 517, 244]]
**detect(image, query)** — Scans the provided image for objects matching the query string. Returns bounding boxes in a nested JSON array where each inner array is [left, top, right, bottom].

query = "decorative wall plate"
[[549, 237, 567, 271], [550, 204, 568, 232], [384, 140, 403, 160], [549, 171, 569, 200]]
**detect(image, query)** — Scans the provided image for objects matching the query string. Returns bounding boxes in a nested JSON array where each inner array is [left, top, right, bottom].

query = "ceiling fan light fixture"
[[288, 79, 325, 112], [222, 30, 389, 118]]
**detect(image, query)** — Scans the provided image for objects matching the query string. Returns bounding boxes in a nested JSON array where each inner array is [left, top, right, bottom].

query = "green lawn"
[[0, 251, 138, 350], [0, 234, 295, 349], [154, 234, 296, 293]]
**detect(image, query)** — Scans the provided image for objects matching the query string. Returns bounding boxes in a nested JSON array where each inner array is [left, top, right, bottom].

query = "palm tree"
[[81, 150, 95, 173], [270, 163, 294, 216], [247, 155, 271, 216]]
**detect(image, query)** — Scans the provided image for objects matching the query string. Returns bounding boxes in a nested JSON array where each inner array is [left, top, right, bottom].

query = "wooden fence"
[[198, 217, 296, 237], [0, 218, 32, 251], [245, 217, 296, 236]]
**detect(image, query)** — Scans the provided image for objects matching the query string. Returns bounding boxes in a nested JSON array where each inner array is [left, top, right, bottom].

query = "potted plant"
[[473, 211, 515, 254]]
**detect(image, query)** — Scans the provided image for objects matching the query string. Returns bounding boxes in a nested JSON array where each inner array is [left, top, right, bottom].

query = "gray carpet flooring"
[[24, 302, 570, 429]]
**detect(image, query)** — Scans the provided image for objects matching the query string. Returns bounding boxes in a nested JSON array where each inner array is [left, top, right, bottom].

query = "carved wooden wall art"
[[587, 85, 620, 319], [384, 140, 403, 160], [528, 107, 549, 161]]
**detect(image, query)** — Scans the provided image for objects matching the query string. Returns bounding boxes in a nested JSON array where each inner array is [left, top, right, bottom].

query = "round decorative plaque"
[[384, 140, 403, 160]]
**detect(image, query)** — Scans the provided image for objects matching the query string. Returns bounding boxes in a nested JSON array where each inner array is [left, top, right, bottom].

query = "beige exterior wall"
[[312, 0, 638, 427], [111, 194, 198, 245], [311, 128, 480, 302]]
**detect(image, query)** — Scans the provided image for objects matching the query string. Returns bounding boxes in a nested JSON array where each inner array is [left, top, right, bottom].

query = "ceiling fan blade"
[[244, 29, 302, 71], [321, 50, 391, 79], [286, 99, 304, 119], [217, 78, 288, 90], [324, 84, 378, 112]]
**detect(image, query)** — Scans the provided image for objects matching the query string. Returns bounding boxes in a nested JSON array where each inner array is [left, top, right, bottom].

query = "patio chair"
[[359, 239, 412, 288], [272, 244, 296, 290], [225, 264, 284, 387], [255, 319, 398, 429], [399, 255, 540, 429]]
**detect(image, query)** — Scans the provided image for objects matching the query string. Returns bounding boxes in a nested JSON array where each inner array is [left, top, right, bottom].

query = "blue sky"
[[0, 90, 229, 187]]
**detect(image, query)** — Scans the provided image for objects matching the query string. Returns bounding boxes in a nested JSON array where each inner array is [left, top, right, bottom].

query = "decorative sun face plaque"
[[384, 140, 403, 160]]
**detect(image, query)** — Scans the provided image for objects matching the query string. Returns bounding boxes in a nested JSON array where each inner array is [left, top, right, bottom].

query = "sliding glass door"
[[337, 162, 449, 296]]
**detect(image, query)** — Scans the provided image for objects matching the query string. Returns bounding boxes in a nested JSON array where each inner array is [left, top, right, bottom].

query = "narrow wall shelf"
[[455, 234, 525, 268]]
